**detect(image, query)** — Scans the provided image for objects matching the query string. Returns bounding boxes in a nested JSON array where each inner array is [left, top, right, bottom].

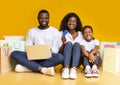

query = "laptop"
[[26, 44, 51, 60]]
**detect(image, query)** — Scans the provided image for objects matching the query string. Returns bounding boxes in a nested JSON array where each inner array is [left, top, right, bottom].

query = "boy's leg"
[[92, 54, 99, 77], [83, 56, 92, 77]]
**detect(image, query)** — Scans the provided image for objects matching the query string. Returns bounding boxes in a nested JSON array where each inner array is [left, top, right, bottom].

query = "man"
[[11, 9, 64, 76]]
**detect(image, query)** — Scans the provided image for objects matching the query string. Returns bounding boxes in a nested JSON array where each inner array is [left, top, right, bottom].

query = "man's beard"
[[39, 23, 49, 29]]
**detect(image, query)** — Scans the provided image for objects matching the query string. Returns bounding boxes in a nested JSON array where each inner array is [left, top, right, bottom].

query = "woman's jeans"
[[11, 51, 64, 72], [63, 42, 81, 67]]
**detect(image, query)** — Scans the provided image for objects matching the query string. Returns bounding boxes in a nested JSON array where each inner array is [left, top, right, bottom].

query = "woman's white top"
[[60, 31, 83, 45]]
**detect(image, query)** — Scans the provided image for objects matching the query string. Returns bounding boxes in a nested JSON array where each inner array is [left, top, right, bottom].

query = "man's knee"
[[11, 51, 18, 59], [58, 53, 64, 63]]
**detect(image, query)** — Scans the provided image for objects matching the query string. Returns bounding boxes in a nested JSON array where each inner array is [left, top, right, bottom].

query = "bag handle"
[[4, 47, 10, 56]]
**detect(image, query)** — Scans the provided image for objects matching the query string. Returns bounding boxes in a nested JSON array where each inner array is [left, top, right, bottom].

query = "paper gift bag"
[[103, 47, 120, 73], [0, 40, 25, 69], [0, 46, 12, 73]]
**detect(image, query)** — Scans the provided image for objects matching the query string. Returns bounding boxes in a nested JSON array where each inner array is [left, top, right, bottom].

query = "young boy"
[[80, 25, 99, 78]]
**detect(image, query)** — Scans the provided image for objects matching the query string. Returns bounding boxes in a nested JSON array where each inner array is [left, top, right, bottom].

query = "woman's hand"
[[61, 36, 66, 44]]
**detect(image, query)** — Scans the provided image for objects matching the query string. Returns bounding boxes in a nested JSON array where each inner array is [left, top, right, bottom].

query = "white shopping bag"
[[3, 36, 24, 41], [103, 46, 120, 73]]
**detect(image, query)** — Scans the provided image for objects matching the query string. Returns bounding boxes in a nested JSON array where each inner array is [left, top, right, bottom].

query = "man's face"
[[38, 13, 49, 27]]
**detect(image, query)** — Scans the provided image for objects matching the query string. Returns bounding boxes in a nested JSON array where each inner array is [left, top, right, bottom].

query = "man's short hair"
[[38, 9, 49, 18]]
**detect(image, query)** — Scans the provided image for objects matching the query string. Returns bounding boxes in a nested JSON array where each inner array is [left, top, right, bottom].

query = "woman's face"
[[67, 17, 77, 30], [83, 28, 93, 42]]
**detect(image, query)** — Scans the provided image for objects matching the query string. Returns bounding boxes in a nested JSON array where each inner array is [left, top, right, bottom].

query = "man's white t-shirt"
[[80, 39, 99, 52], [26, 26, 61, 53]]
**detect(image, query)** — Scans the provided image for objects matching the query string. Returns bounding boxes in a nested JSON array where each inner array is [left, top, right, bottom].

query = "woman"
[[59, 12, 83, 79]]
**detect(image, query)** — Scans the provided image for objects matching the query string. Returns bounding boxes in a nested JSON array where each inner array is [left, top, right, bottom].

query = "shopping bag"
[[0, 40, 26, 69], [100, 42, 117, 58], [0, 40, 8, 46], [7, 41, 25, 69], [102, 46, 120, 73], [3, 36, 24, 41], [8, 41, 25, 52], [0, 40, 25, 52], [3, 36, 25, 51], [0, 46, 12, 73]]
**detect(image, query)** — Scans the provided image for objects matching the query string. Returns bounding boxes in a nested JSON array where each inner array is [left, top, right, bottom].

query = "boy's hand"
[[89, 54, 96, 63]]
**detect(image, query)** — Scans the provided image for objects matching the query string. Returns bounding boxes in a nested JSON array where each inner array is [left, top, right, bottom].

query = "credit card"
[[62, 30, 68, 36]]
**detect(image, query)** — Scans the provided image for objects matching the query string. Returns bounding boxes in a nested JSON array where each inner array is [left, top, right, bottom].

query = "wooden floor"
[[0, 65, 120, 85]]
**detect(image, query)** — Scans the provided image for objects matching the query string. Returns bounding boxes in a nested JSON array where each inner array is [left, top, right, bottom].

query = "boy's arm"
[[89, 45, 99, 63], [90, 45, 99, 55], [90, 39, 99, 55], [80, 45, 89, 58]]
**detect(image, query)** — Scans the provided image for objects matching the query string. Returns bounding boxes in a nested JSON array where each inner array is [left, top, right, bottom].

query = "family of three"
[[11, 9, 100, 79]]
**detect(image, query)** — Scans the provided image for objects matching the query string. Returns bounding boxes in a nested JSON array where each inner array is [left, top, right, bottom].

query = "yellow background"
[[0, 0, 120, 42]]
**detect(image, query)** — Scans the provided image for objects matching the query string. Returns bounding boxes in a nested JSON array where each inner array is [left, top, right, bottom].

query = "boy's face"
[[83, 28, 93, 42], [38, 13, 49, 28]]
